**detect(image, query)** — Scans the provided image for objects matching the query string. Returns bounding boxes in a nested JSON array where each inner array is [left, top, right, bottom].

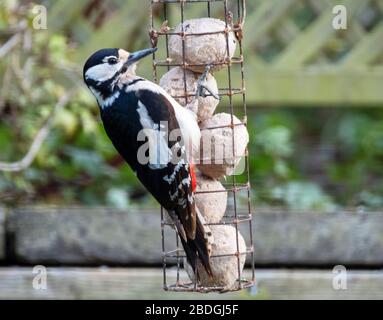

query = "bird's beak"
[[125, 47, 157, 66]]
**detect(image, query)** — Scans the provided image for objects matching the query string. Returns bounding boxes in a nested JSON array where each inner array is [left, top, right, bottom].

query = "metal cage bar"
[[150, 0, 255, 293]]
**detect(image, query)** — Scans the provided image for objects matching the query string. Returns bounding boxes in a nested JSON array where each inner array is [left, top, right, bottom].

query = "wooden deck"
[[0, 267, 382, 300]]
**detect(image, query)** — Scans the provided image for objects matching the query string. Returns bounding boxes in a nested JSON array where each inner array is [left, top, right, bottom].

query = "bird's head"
[[83, 47, 156, 99]]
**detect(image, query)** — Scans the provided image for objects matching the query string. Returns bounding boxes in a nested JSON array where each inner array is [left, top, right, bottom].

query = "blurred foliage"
[[0, 1, 382, 211], [0, 1, 148, 207], [249, 108, 383, 211]]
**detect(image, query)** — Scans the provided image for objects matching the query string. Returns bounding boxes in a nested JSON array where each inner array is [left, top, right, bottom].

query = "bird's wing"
[[134, 87, 198, 239]]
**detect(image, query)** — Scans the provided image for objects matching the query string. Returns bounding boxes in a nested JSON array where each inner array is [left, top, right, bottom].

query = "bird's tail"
[[180, 210, 213, 278]]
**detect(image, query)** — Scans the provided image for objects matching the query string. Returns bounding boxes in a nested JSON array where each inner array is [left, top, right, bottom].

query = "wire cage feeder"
[[150, 0, 255, 293]]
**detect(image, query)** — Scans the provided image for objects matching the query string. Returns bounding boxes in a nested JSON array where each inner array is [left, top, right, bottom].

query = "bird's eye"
[[108, 57, 118, 65]]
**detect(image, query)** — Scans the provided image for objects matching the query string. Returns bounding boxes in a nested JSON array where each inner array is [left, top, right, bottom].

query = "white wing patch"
[[159, 87, 200, 162], [172, 102, 201, 162], [137, 101, 172, 169], [126, 80, 201, 162]]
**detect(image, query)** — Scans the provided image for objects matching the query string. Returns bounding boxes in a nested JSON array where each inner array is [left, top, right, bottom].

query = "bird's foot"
[[196, 65, 220, 100]]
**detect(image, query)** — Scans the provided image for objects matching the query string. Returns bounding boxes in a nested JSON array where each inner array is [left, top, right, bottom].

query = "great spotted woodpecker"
[[83, 47, 212, 276]]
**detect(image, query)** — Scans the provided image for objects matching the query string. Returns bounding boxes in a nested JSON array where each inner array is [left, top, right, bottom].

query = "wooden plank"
[[0, 267, 245, 300], [244, 65, 383, 106], [6, 208, 383, 265], [274, 0, 370, 68], [0, 267, 382, 300], [251, 269, 383, 300]]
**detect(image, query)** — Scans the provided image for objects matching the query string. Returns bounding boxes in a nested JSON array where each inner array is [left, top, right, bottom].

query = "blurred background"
[[0, 0, 383, 299]]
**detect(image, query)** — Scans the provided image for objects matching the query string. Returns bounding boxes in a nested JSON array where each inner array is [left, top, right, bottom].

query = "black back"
[[100, 86, 195, 233]]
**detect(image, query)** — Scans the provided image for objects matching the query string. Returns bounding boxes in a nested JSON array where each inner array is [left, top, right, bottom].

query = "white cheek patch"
[[85, 62, 123, 82]]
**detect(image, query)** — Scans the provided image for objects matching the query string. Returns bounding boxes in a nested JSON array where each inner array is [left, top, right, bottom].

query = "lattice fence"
[[44, 0, 383, 106], [243, 0, 383, 105]]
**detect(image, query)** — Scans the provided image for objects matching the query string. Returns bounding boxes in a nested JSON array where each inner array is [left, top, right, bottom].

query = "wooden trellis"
[[243, 0, 383, 106], [43, 0, 383, 107]]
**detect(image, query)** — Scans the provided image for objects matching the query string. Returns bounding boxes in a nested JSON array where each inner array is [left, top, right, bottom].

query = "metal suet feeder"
[[150, 0, 254, 293]]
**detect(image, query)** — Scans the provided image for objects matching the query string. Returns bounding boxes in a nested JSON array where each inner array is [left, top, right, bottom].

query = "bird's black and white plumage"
[[83, 48, 212, 276]]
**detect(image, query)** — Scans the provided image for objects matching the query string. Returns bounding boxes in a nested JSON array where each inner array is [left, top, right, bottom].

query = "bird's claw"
[[196, 65, 220, 100]]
